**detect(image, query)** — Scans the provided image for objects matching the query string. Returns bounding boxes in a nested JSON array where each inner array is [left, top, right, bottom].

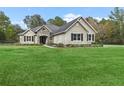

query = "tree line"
[[86, 7, 124, 44], [0, 7, 124, 44]]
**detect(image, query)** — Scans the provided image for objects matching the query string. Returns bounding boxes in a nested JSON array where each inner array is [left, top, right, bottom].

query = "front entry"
[[39, 36, 47, 44]]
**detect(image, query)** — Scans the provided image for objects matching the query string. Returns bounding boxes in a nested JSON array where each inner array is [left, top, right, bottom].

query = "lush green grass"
[[0, 45, 124, 85]]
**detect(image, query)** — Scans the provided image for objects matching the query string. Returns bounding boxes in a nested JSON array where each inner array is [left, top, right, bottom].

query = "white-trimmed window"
[[24, 36, 34, 42], [88, 34, 91, 41], [29, 36, 31, 41], [87, 34, 95, 41], [71, 33, 83, 41]]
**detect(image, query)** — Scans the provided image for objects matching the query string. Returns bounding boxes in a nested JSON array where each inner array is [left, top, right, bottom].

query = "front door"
[[39, 36, 47, 44]]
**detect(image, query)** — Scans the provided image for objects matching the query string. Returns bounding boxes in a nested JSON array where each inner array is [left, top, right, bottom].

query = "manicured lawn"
[[0, 45, 124, 85]]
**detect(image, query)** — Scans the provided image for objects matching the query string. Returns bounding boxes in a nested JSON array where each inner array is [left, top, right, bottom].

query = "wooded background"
[[0, 7, 124, 44]]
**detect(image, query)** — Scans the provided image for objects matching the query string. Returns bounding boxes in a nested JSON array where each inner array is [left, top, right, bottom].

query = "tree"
[[12, 24, 24, 41], [13, 24, 24, 33], [23, 14, 46, 29], [0, 11, 11, 31], [0, 30, 5, 42], [5, 24, 16, 41], [86, 17, 99, 31], [0, 11, 11, 41], [47, 16, 66, 26], [86, 17, 103, 43], [109, 7, 124, 43]]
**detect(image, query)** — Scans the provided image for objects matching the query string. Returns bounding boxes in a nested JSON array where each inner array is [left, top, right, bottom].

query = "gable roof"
[[52, 17, 98, 35], [30, 24, 60, 33], [18, 29, 31, 35], [82, 18, 98, 33], [19, 16, 97, 36], [46, 23, 60, 32], [31, 26, 42, 32], [56, 17, 78, 33]]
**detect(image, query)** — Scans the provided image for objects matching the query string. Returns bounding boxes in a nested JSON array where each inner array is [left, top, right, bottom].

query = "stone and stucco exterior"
[[19, 17, 97, 45]]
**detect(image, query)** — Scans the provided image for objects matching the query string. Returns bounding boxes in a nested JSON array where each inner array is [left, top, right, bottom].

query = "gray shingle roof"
[[31, 26, 42, 32], [56, 18, 78, 33], [46, 23, 60, 32], [31, 17, 80, 34], [19, 17, 84, 35]]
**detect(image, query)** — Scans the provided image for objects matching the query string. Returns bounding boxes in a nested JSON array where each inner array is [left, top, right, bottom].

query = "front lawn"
[[0, 45, 124, 85]]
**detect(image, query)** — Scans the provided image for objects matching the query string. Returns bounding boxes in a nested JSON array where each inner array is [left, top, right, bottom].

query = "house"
[[19, 17, 97, 45]]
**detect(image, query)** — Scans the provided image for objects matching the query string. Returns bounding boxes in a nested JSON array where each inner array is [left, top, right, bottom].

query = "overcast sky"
[[0, 7, 116, 29]]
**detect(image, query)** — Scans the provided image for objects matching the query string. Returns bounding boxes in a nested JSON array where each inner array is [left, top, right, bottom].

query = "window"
[[71, 33, 83, 41], [24, 36, 34, 42], [29, 36, 31, 41], [92, 34, 95, 41], [27, 36, 29, 41], [88, 34, 91, 41], [87, 34, 94, 41], [77, 34, 80, 40], [73, 34, 76, 40]]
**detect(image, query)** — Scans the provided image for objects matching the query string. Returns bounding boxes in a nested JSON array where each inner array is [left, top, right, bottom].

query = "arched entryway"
[[39, 36, 48, 44]]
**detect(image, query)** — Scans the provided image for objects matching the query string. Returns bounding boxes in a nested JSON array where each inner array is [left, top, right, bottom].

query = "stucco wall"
[[65, 22, 88, 44], [36, 27, 50, 44], [20, 18, 96, 45], [78, 19, 96, 43], [20, 30, 35, 44], [53, 20, 95, 45], [20, 26, 51, 44], [53, 34, 65, 44]]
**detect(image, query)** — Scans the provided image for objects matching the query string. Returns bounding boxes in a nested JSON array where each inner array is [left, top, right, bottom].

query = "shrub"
[[91, 44, 103, 47], [66, 44, 87, 47], [57, 43, 64, 47], [66, 44, 74, 47]]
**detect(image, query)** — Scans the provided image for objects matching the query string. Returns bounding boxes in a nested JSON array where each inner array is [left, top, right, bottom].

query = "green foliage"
[[0, 11, 11, 31], [109, 7, 124, 42], [5, 24, 16, 41], [12, 24, 24, 41], [0, 11, 11, 41], [47, 16, 66, 26], [86, 8, 124, 44], [0, 8, 124, 44], [0, 11, 23, 42], [0, 30, 5, 41], [23, 14, 46, 28], [13, 24, 24, 33]]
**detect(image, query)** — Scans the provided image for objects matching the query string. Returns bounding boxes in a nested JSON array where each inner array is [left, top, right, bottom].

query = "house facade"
[[19, 17, 97, 45]]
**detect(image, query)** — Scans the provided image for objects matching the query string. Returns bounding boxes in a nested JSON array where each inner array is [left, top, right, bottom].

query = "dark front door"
[[39, 36, 47, 44]]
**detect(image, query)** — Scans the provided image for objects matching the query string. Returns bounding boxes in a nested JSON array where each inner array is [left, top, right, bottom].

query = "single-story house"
[[19, 17, 98, 45]]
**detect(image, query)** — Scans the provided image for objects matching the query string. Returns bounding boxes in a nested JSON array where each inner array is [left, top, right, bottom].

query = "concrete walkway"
[[43, 45, 56, 48], [104, 45, 124, 47]]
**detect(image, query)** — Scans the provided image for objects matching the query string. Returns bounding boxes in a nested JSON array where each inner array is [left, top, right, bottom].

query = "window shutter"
[[32, 36, 34, 42], [24, 36, 26, 42], [92, 34, 94, 41], [71, 33, 73, 41], [81, 34, 83, 41], [87, 34, 88, 41]]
